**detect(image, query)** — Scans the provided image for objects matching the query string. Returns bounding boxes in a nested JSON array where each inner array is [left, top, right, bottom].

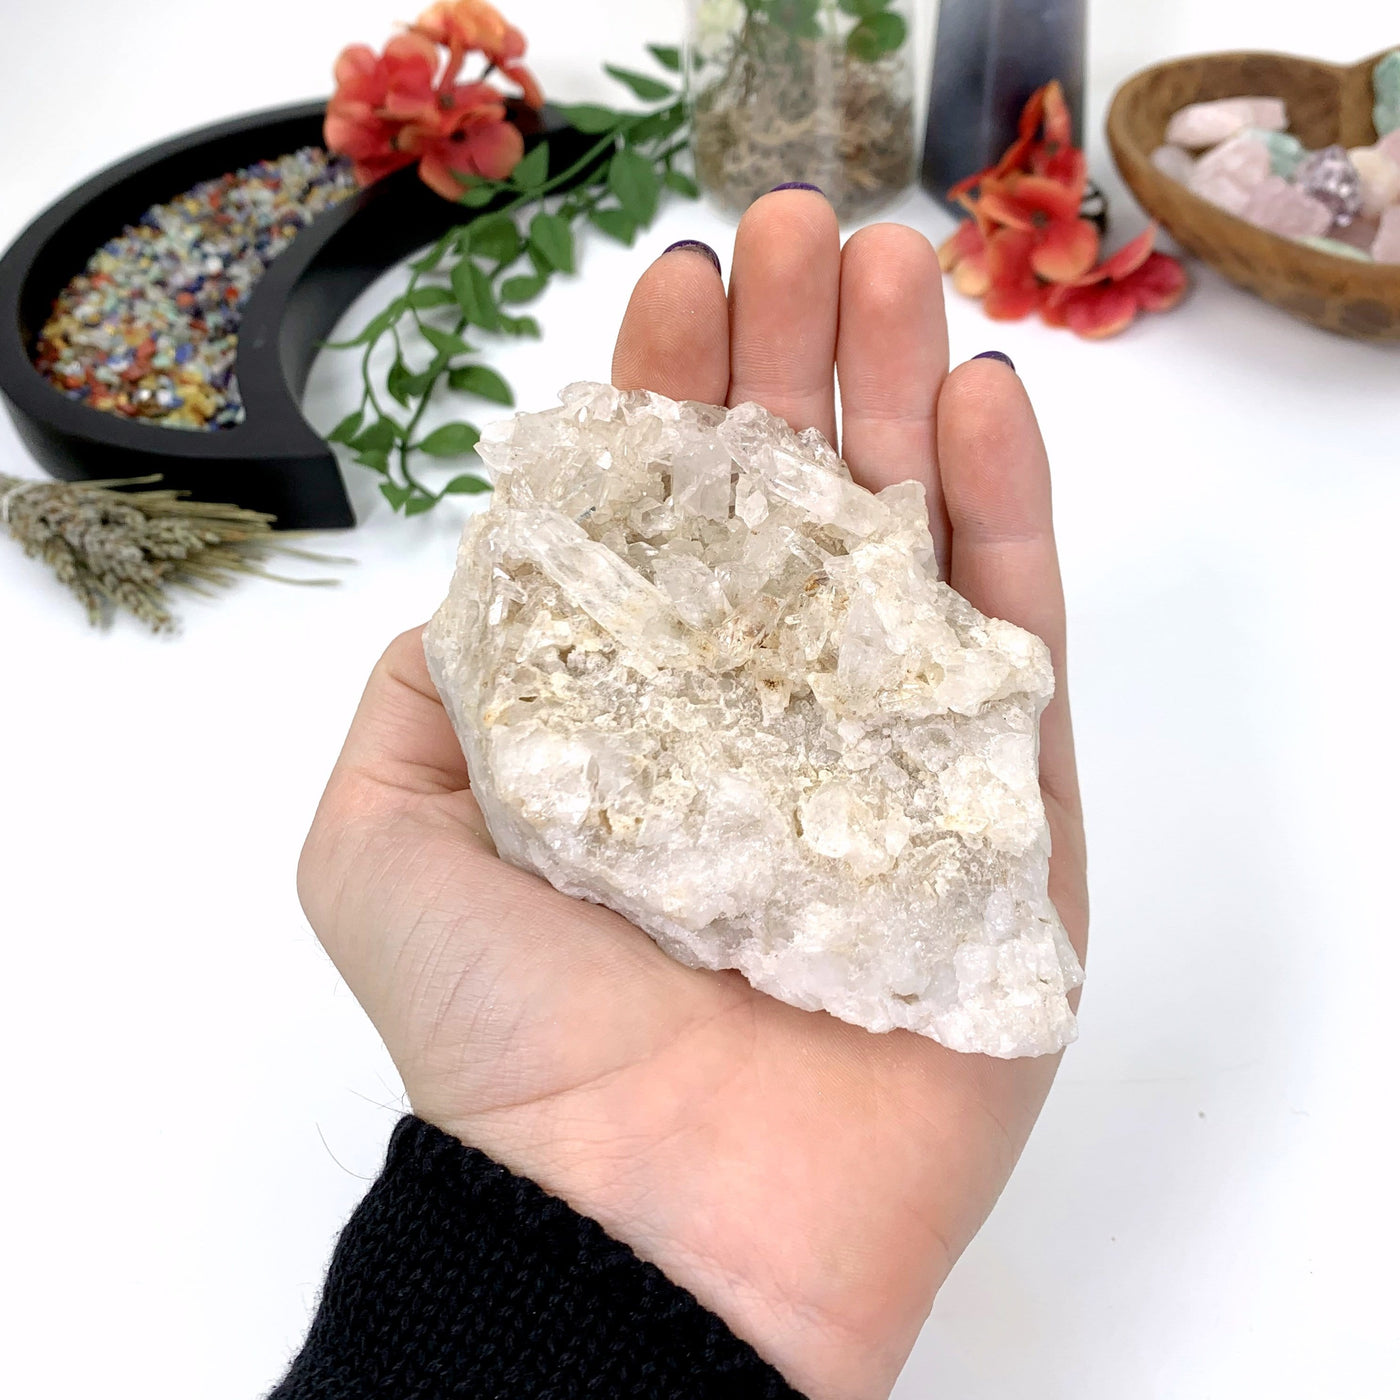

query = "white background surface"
[[2, 2, 1398, 1396]]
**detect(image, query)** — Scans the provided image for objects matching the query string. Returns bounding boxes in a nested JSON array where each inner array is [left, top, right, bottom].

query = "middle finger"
[[726, 187, 841, 443]]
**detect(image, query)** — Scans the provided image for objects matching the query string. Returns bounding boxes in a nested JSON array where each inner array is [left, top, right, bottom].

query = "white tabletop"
[[2, 2, 1398, 1396]]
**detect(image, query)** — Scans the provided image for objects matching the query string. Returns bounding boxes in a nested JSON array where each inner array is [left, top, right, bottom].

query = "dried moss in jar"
[[686, 0, 916, 219]]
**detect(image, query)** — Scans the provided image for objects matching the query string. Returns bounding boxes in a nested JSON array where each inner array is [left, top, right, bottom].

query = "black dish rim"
[[0, 99, 590, 529]]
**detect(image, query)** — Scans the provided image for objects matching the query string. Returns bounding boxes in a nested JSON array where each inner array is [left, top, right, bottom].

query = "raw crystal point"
[[1249, 127, 1306, 179], [425, 383, 1083, 1058], [1150, 144, 1196, 183], [1348, 145, 1400, 217], [1330, 212, 1381, 253], [1298, 235, 1372, 262], [1164, 96, 1287, 148], [1374, 50, 1400, 136], [1241, 174, 1332, 239], [1373, 206, 1400, 263], [1188, 133, 1272, 215], [1294, 145, 1364, 226], [1189, 133, 1271, 209]]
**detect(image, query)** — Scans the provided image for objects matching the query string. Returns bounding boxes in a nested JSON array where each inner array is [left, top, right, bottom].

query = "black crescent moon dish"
[[0, 100, 594, 529]]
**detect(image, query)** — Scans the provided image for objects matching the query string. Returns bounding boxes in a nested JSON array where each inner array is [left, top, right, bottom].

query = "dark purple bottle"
[[921, 0, 1087, 209]]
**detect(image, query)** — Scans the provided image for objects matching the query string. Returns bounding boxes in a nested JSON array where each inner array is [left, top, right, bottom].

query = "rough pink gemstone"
[[1294, 145, 1364, 226], [1150, 144, 1196, 182], [1349, 146, 1400, 216], [1372, 206, 1400, 263], [1332, 213, 1381, 251], [1375, 129, 1400, 167], [1164, 96, 1288, 148], [1241, 175, 1333, 238], [1187, 134, 1272, 214]]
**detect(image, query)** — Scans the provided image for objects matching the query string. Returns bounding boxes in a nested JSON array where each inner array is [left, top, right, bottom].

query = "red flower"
[[324, 35, 440, 185], [938, 218, 991, 296], [1041, 229, 1189, 338], [975, 173, 1099, 283], [949, 80, 1081, 205], [325, 0, 542, 201], [410, 85, 526, 200], [414, 0, 544, 108], [939, 80, 1188, 339]]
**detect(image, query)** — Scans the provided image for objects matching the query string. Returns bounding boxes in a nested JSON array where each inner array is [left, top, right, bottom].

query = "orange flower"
[[412, 85, 525, 200], [939, 81, 1188, 339], [413, 0, 543, 108], [975, 173, 1099, 283], [949, 80, 1080, 206], [325, 35, 441, 185], [325, 0, 542, 201], [938, 219, 991, 296], [1041, 229, 1189, 338]]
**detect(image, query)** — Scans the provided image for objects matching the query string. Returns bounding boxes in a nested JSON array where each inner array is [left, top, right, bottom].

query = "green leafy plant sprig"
[[325, 45, 697, 517], [737, 0, 907, 61]]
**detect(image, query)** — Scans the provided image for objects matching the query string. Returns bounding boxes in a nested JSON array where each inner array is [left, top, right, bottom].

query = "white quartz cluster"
[[425, 383, 1082, 1057]]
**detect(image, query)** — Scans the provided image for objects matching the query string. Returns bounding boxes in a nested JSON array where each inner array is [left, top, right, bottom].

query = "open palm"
[[299, 188, 1088, 1400]]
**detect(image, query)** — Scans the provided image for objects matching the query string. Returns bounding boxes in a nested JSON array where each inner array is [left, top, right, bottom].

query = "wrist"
[[428, 1099, 937, 1400]]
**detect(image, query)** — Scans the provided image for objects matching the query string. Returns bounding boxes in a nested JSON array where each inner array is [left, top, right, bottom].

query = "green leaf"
[[465, 213, 522, 264], [528, 212, 575, 273], [443, 473, 493, 494], [379, 480, 413, 511], [420, 324, 478, 359], [404, 494, 437, 516], [458, 179, 499, 208], [647, 43, 682, 72], [386, 358, 415, 408], [500, 273, 547, 303], [608, 148, 661, 224], [407, 285, 456, 309], [417, 421, 483, 457], [625, 103, 686, 145], [837, 0, 889, 16], [402, 369, 435, 398], [323, 299, 404, 348], [351, 418, 399, 453], [410, 239, 450, 273], [511, 141, 549, 189], [604, 63, 674, 101], [497, 313, 541, 338], [763, 0, 822, 40], [450, 258, 500, 330], [354, 448, 389, 475], [557, 102, 624, 134], [663, 169, 700, 198], [847, 10, 906, 61], [448, 364, 514, 405], [326, 410, 363, 444], [589, 207, 637, 245]]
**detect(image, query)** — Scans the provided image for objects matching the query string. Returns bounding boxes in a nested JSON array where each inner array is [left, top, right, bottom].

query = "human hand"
[[298, 188, 1088, 1400]]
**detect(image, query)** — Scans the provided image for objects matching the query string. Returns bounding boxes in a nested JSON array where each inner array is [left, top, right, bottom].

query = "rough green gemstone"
[[1374, 51, 1400, 135], [1247, 127, 1306, 177], [1297, 235, 1373, 262]]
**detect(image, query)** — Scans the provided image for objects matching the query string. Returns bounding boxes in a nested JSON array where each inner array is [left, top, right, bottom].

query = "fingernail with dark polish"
[[973, 350, 1016, 370], [662, 239, 722, 274], [770, 182, 824, 193]]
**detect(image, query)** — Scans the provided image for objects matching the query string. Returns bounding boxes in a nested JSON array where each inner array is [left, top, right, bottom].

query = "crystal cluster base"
[[425, 384, 1082, 1057]]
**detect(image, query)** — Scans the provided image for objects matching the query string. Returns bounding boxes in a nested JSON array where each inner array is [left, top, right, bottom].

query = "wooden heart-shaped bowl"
[[1107, 48, 1400, 341]]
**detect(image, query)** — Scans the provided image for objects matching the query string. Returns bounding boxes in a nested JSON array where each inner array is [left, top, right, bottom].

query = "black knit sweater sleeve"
[[269, 1115, 807, 1399]]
